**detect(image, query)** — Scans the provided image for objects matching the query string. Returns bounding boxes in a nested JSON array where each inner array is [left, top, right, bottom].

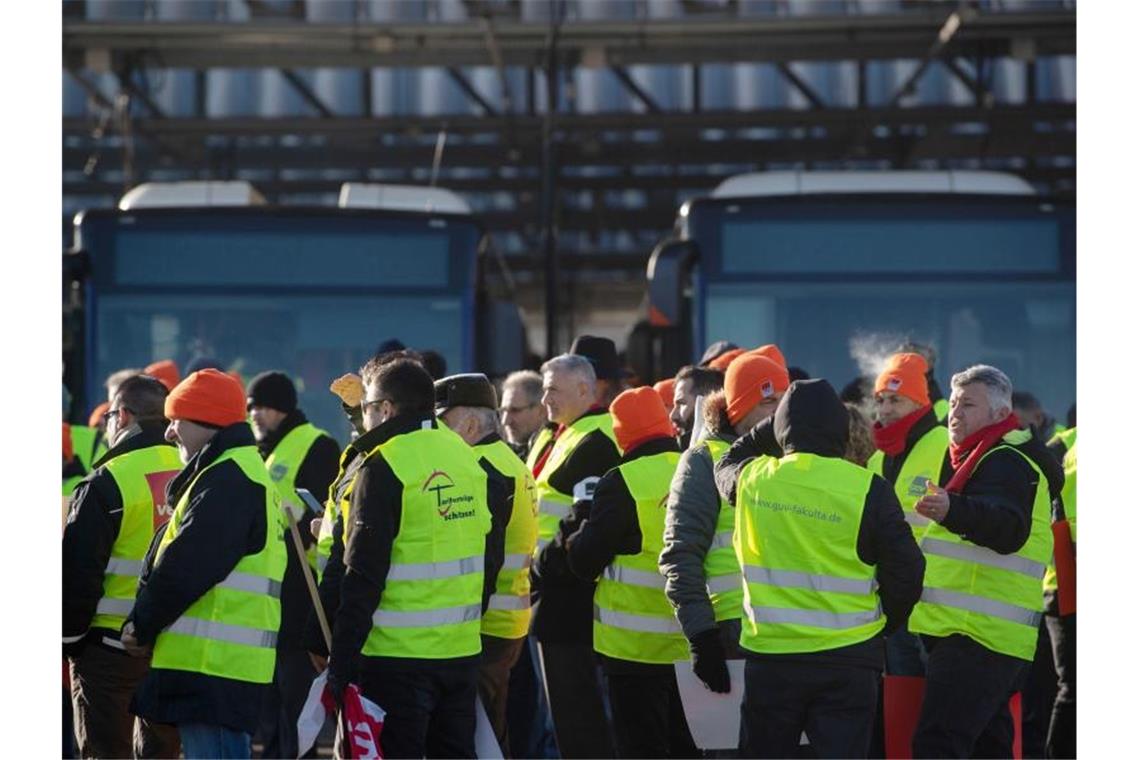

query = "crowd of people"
[[61, 334, 1077, 759]]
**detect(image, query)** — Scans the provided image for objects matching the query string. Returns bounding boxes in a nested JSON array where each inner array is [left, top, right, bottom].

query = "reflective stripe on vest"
[[362, 423, 492, 659], [533, 413, 616, 546], [703, 438, 744, 622], [594, 604, 684, 635], [386, 556, 481, 582], [921, 537, 1046, 579], [91, 443, 183, 632], [150, 444, 286, 685], [166, 617, 278, 650], [475, 438, 539, 639], [909, 436, 1053, 661], [736, 452, 884, 655], [594, 450, 690, 665]]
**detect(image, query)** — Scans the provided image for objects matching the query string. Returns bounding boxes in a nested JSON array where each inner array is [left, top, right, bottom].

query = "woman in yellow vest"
[[659, 354, 787, 696], [867, 352, 952, 679], [563, 387, 697, 758], [714, 378, 925, 758], [908, 365, 1064, 758], [122, 369, 287, 760]]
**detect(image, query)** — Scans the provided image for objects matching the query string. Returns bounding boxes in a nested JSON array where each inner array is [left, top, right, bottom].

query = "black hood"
[[773, 378, 847, 458]]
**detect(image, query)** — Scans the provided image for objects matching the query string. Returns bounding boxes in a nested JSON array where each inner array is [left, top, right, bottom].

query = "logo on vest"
[[270, 463, 288, 482], [423, 470, 476, 520], [907, 476, 932, 497], [145, 470, 180, 530]]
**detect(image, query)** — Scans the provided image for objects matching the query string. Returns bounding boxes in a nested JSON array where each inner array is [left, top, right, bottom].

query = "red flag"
[[883, 675, 1022, 759], [343, 683, 386, 759]]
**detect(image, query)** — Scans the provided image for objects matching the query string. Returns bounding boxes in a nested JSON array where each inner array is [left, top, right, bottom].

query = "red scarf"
[[872, 405, 932, 457], [945, 413, 1021, 494]]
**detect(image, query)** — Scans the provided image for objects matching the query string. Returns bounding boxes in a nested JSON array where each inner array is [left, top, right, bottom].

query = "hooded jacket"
[[714, 379, 926, 668], [129, 422, 279, 734], [62, 420, 177, 655]]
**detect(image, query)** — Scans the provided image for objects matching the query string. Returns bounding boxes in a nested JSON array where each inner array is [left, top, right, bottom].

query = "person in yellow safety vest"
[[530, 352, 621, 759], [435, 372, 539, 756], [499, 370, 552, 461], [866, 352, 953, 680], [325, 357, 506, 759], [243, 370, 341, 759], [62, 375, 183, 759], [907, 365, 1064, 758], [712, 378, 924, 757], [1043, 426, 1076, 759], [63, 421, 109, 496], [118, 369, 285, 759], [562, 387, 698, 758], [667, 364, 725, 449], [659, 354, 786, 696]]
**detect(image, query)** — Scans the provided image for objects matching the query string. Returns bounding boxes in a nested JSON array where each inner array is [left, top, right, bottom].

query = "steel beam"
[[280, 69, 334, 118], [609, 66, 662, 113], [445, 66, 499, 117]]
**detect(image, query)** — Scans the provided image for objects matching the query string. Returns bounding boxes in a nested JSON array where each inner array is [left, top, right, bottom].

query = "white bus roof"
[[337, 183, 472, 214], [119, 181, 267, 210], [710, 170, 1035, 198]]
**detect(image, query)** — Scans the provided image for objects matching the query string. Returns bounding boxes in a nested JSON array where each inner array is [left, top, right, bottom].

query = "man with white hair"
[[499, 370, 552, 461], [908, 365, 1064, 758], [531, 352, 620, 758]]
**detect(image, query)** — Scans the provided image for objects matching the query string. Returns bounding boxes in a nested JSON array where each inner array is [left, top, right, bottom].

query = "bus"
[[62, 181, 527, 439], [636, 171, 1075, 417]]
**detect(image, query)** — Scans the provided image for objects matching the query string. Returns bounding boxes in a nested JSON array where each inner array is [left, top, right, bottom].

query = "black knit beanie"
[[246, 371, 297, 414]]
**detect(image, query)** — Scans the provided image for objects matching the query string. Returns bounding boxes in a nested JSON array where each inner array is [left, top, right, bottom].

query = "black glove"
[[326, 660, 350, 709], [690, 627, 731, 693]]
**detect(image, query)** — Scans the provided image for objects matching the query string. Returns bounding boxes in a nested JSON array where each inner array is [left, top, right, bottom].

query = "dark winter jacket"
[[327, 413, 508, 678], [258, 409, 341, 650], [129, 422, 281, 734], [531, 408, 622, 645], [713, 379, 926, 669], [62, 421, 177, 655]]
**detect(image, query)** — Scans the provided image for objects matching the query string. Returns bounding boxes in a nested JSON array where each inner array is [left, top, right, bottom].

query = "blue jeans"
[[178, 723, 251, 759]]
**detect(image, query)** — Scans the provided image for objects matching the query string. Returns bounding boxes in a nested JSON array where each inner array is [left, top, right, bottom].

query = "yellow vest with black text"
[[703, 438, 743, 622], [594, 451, 690, 664], [909, 432, 1053, 661], [90, 444, 183, 632], [533, 413, 617, 553], [150, 445, 286, 684], [474, 438, 539, 640], [316, 444, 358, 582], [525, 425, 555, 473], [361, 424, 491, 659], [1044, 427, 1077, 593], [735, 452, 884, 654], [867, 425, 950, 541]]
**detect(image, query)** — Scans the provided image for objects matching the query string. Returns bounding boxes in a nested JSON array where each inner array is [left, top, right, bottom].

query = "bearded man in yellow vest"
[[63, 375, 182, 759], [714, 378, 925, 758], [867, 352, 952, 679], [435, 372, 538, 756], [531, 352, 621, 759], [245, 370, 341, 759], [325, 357, 505, 759], [121, 369, 287, 759], [659, 353, 787, 696], [564, 387, 698, 758], [908, 365, 1064, 758]]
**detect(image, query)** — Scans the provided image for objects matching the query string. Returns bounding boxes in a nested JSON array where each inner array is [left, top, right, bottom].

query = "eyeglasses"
[[102, 406, 133, 423], [361, 397, 392, 413]]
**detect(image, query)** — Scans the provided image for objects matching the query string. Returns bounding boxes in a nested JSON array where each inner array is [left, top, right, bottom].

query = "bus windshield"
[[80, 209, 481, 441], [690, 197, 1076, 417]]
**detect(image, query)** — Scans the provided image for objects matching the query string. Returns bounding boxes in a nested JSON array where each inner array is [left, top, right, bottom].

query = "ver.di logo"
[[423, 470, 456, 515]]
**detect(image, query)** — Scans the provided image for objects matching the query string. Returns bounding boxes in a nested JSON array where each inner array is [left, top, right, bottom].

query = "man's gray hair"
[[540, 354, 597, 391], [502, 370, 543, 406], [951, 364, 1013, 414], [452, 406, 501, 439]]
